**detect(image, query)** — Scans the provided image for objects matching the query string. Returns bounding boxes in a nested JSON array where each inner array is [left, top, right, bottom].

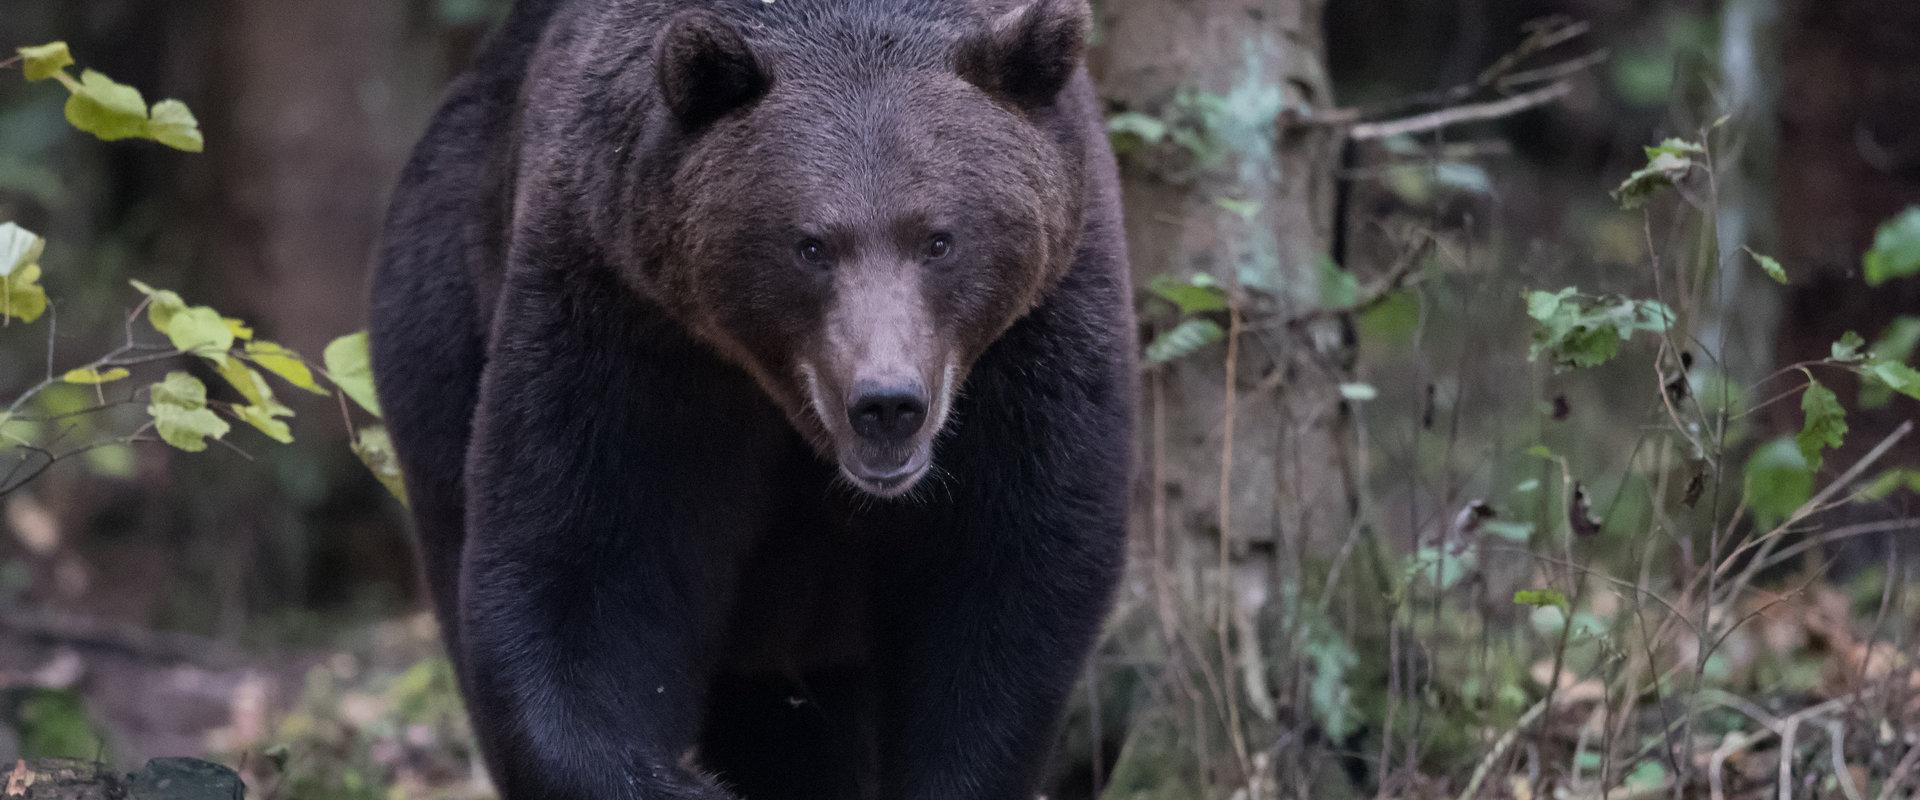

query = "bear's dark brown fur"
[[369, 0, 1132, 796]]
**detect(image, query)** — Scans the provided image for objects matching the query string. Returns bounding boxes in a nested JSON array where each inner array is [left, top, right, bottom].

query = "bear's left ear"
[[656, 10, 770, 128], [957, 0, 1091, 108]]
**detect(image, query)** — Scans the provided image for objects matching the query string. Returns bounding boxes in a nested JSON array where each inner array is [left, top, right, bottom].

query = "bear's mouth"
[[839, 447, 933, 498], [798, 359, 955, 500]]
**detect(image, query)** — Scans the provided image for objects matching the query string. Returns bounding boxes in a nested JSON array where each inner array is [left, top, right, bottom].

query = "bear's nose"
[[848, 384, 929, 443]]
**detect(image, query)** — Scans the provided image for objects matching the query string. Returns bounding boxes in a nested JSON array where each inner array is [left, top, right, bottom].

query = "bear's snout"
[[847, 381, 929, 444]]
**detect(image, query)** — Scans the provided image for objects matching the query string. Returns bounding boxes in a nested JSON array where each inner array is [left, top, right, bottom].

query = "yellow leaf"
[[130, 280, 188, 335], [353, 426, 408, 506], [164, 305, 235, 365], [62, 367, 131, 385], [246, 340, 328, 395], [146, 372, 229, 452], [235, 404, 294, 444], [146, 99, 205, 153], [216, 358, 277, 408], [2, 265, 48, 324], [17, 42, 74, 82], [64, 69, 149, 142]]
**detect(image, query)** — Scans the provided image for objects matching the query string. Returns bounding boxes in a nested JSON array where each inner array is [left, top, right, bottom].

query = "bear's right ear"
[[957, 0, 1092, 108], [656, 10, 769, 128]]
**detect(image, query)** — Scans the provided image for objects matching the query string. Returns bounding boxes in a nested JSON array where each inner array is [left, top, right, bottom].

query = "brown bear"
[[368, 0, 1133, 796]]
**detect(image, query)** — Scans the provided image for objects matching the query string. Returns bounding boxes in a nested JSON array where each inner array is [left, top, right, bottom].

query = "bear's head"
[[636, 0, 1093, 498]]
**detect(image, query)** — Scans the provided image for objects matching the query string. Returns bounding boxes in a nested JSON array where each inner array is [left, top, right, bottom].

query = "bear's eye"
[[797, 238, 830, 266], [926, 233, 954, 261]]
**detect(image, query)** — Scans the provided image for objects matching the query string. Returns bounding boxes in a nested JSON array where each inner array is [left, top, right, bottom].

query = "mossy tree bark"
[[1092, 0, 1354, 792]]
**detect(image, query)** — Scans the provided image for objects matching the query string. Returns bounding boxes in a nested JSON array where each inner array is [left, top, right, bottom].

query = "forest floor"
[[4, 564, 1918, 799]]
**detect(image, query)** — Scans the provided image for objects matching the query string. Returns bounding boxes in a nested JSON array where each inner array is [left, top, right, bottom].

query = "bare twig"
[[1217, 304, 1251, 781], [1716, 421, 1915, 604], [1349, 81, 1575, 142], [1456, 698, 1549, 800], [1877, 742, 1920, 800], [1826, 719, 1865, 800], [0, 607, 243, 667]]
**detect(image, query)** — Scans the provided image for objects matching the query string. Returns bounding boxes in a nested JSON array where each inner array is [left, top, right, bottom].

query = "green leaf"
[[352, 426, 409, 506], [164, 306, 236, 364], [1525, 288, 1674, 371], [129, 280, 188, 334], [85, 445, 135, 479], [1745, 248, 1787, 284], [1831, 331, 1867, 363], [1862, 359, 1920, 403], [1795, 379, 1847, 471], [50, 65, 205, 152], [0, 223, 49, 324], [146, 372, 230, 452], [1513, 588, 1570, 611], [1744, 437, 1813, 529], [1406, 545, 1476, 591], [64, 69, 149, 142], [17, 42, 75, 82], [1144, 318, 1224, 365], [1614, 139, 1704, 209], [1530, 605, 1609, 639], [1864, 207, 1920, 286], [1860, 468, 1920, 501], [145, 99, 204, 153], [1625, 760, 1670, 792], [1858, 319, 1920, 408], [1357, 289, 1420, 344], [324, 331, 383, 417], [246, 340, 328, 395], [1, 222, 46, 277], [1318, 257, 1359, 310], [1873, 318, 1920, 363], [1645, 138, 1707, 160], [1146, 273, 1227, 315], [61, 367, 130, 385]]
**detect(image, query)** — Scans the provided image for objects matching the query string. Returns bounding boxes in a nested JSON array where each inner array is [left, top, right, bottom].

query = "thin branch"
[[1350, 81, 1575, 142]]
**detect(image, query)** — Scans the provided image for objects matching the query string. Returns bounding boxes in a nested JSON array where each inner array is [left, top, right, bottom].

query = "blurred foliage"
[[0, 43, 400, 498], [246, 656, 485, 800], [11, 688, 107, 761]]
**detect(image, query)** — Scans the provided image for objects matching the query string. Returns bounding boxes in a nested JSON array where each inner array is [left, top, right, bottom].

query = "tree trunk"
[[198, 0, 452, 612], [1093, 0, 1350, 793], [207, 0, 442, 362]]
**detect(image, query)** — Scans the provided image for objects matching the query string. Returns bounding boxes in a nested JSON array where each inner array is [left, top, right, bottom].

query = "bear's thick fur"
[[369, 0, 1132, 797]]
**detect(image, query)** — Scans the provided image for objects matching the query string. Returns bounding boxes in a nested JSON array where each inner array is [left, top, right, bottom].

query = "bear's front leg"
[[459, 260, 786, 799], [870, 339, 1131, 800]]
